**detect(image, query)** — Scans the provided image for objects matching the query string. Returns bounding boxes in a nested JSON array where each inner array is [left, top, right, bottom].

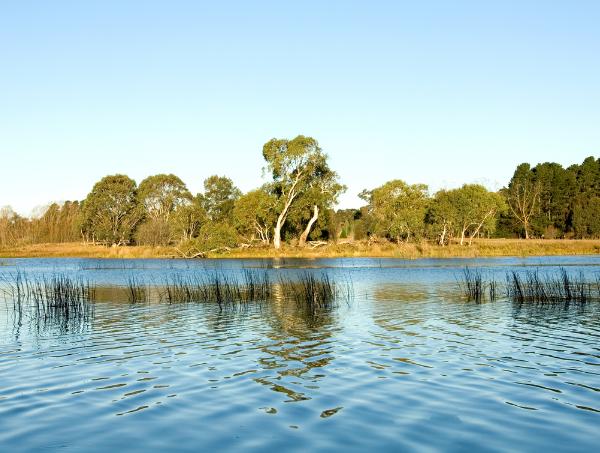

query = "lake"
[[1, 256, 599, 452]]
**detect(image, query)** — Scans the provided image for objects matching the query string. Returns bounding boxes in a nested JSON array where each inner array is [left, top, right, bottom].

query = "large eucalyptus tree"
[[262, 135, 343, 249]]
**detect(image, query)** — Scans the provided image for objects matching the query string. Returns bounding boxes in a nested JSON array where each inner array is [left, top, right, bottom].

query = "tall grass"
[[0, 271, 95, 322], [460, 268, 485, 302], [278, 272, 351, 311], [459, 267, 598, 304], [506, 269, 592, 304], [160, 270, 350, 310], [126, 276, 149, 303], [161, 270, 272, 306]]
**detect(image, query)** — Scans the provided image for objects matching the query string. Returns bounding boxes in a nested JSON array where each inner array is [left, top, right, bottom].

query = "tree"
[[201, 175, 241, 223], [360, 180, 429, 243], [427, 189, 455, 245], [505, 163, 540, 239], [137, 174, 191, 222], [233, 187, 277, 244], [456, 185, 505, 245], [572, 195, 600, 238], [136, 174, 192, 245], [263, 135, 340, 249], [295, 173, 345, 247], [530, 162, 575, 236], [570, 157, 600, 238], [0, 206, 20, 247], [171, 195, 206, 242], [80, 175, 142, 245], [37, 201, 81, 243]]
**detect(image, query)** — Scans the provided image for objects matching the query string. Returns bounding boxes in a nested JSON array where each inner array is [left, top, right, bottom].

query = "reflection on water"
[[1, 257, 600, 451]]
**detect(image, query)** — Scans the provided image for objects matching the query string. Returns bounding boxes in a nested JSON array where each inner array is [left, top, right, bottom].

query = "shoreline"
[[1, 239, 599, 260]]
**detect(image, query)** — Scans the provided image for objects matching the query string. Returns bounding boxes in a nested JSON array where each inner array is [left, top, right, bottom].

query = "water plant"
[[161, 270, 272, 306], [160, 270, 350, 311], [126, 276, 149, 303], [506, 268, 592, 304], [459, 267, 486, 302], [0, 271, 96, 323], [279, 272, 340, 311], [458, 267, 598, 304]]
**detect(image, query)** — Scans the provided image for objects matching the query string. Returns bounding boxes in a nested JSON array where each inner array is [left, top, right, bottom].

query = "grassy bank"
[[1, 239, 599, 259]]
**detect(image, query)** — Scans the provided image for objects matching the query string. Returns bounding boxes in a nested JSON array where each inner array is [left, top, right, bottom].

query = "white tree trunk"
[[298, 205, 319, 247], [273, 214, 284, 249], [439, 223, 447, 246]]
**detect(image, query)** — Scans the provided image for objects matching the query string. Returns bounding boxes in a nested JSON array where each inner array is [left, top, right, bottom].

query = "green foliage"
[[333, 209, 361, 240], [136, 174, 193, 245], [428, 185, 505, 245], [503, 156, 600, 238], [361, 180, 429, 243], [201, 175, 241, 223], [170, 195, 206, 242], [573, 195, 600, 238], [233, 187, 276, 243], [262, 135, 344, 248], [80, 175, 142, 245], [137, 174, 191, 221], [3, 149, 600, 250], [188, 222, 239, 252]]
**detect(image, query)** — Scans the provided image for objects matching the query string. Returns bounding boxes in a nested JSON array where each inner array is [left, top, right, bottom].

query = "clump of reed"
[[161, 270, 272, 306], [0, 271, 95, 321], [506, 268, 593, 304], [459, 267, 497, 302], [458, 267, 599, 304], [279, 272, 347, 311], [160, 270, 351, 311], [126, 276, 149, 303]]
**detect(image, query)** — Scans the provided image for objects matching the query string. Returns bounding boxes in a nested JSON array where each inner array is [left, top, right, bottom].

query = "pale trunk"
[[439, 223, 447, 246], [272, 173, 302, 250], [273, 215, 284, 249], [298, 205, 319, 247], [469, 209, 495, 246]]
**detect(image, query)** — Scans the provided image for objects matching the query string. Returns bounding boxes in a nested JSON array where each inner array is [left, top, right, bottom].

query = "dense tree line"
[[1, 141, 599, 251], [499, 157, 600, 239]]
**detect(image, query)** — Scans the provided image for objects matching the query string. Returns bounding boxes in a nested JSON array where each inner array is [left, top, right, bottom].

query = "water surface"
[[1, 257, 599, 451]]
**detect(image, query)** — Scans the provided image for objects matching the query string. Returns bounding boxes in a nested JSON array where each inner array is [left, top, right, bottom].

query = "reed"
[[161, 270, 272, 306], [460, 267, 486, 302], [126, 276, 149, 303], [160, 270, 350, 310], [506, 268, 593, 304], [0, 271, 95, 322], [458, 267, 599, 304], [279, 273, 340, 311]]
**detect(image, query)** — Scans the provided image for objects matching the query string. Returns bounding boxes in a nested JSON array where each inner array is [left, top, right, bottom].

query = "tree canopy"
[[1, 149, 599, 251], [262, 135, 344, 248], [81, 175, 141, 245]]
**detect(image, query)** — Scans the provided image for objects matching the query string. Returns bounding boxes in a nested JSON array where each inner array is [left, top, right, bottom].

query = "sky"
[[1, 1, 599, 216]]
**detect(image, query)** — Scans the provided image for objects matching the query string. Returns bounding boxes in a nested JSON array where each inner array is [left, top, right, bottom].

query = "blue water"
[[0, 257, 599, 451]]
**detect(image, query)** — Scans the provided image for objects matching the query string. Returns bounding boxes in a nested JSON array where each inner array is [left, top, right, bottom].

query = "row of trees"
[[346, 156, 600, 243], [355, 181, 505, 245], [499, 157, 600, 239], [1, 139, 599, 250]]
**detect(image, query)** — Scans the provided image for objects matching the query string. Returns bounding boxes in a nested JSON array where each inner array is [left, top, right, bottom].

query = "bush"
[[135, 219, 172, 246], [180, 222, 239, 253]]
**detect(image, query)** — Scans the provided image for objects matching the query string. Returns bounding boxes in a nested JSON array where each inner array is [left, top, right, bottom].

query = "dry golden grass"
[[1, 239, 599, 259], [0, 243, 175, 259]]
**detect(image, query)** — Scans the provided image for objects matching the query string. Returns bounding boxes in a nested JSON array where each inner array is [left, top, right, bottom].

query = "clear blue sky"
[[1, 1, 599, 216]]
